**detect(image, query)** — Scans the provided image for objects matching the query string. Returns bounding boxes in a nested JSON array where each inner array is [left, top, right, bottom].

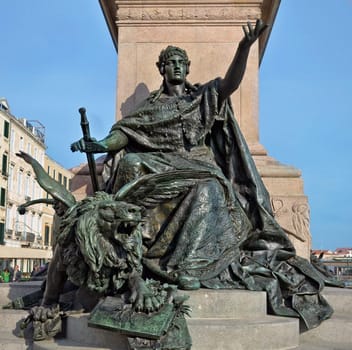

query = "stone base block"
[[185, 289, 266, 318], [2, 287, 352, 350], [0, 281, 42, 306], [189, 316, 299, 350], [65, 313, 129, 349], [323, 287, 352, 315], [53, 290, 300, 350], [61, 313, 300, 350]]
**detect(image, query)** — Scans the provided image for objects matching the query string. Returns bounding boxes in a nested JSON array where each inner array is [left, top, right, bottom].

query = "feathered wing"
[[16, 151, 76, 208], [114, 170, 214, 208]]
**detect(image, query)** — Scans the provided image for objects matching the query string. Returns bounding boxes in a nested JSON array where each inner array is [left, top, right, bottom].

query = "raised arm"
[[218, 19, 267, 106], [70, 129, 128, 154]]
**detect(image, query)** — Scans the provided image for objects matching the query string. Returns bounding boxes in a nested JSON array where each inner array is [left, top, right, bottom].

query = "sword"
[[78, 107, 100, 192]]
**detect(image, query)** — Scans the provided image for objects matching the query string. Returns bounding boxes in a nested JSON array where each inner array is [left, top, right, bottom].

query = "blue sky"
[[260, 1, 352, 251], [2, 1, 352, 250]]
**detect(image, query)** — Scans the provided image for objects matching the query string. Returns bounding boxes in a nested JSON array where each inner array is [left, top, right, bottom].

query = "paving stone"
[[0, 309, 28, 332], [0, 331, 30, 350], [300, 315, 352, 348]]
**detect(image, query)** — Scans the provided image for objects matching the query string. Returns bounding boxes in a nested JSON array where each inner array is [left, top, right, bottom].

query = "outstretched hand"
[[218, 18, 268, 103], [241, 19, 268, 47]]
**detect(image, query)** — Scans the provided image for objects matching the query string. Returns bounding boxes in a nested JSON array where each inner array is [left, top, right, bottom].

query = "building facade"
[[43, 155, 73, 247], [0, 98, 73, 277], [0, 100, 10, 246]]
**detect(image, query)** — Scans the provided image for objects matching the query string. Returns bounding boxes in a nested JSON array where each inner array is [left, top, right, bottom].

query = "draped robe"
[[103, 79, 333, 329]]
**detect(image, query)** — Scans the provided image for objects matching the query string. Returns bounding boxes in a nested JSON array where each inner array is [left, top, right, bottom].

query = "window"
[[32, 214, 37, 234], [23, 213, 27, 239], [58, 173, 62, 184], [63, 176, 68, 189], [25, 173, 31, 198], [3, 121, 9, 138], [37, 215, 41, 239], [27, 142, 31, 154], [2, 153, 7, 175], [32, 178, 36, 199], [36, 183, 42, 198], [8, 164, 14, 191], [0, 188, 6, 206], [6, 206, 12, 230], [44, 225, 50, 246], [0, 222, 4, 245], [10, 129, 15, 151], [17, 170, 23, 194], [0, 102, 8, 111], [19, 137, 24, 151], [47, 166, 50, 175], [30, 213, 34, 233]]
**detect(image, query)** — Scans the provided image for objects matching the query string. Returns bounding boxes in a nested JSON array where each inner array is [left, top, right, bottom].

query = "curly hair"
[[156, 45, 189, 71]]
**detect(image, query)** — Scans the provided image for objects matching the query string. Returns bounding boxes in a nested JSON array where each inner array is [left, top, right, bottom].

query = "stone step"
[[293, 344, 352, 350], [0, 309, 29, 332], [323, 287, 352, 315], [2, 285, 348, 318], [0, 282, 42, 306], [33, 339, 114, 350], [63, 312, 299, 350], [2, 315, 351, 350], [0, 331, 29, 350], [1, 288, 267, 320], [184, 288, 267, 318], [188, 316, 299, 350], [299, 315, 352, 348], [3, 286, 350, 350]]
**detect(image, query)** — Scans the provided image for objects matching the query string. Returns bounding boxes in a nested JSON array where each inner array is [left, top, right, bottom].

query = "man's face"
[[164, 54, 188, 85]]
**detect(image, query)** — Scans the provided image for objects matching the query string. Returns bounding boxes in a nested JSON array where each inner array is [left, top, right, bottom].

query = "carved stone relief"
[[271, 196, 311, 259], [117, 6, 261, 23]]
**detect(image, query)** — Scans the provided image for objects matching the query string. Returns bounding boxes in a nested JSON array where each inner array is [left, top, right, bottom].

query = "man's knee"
[[120, 153, 143, 170], [115, 153, 146, 189]]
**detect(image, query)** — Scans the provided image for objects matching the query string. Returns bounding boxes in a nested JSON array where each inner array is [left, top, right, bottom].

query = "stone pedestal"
[[99, 0, 311, 258], [2, 285, 352, 349]]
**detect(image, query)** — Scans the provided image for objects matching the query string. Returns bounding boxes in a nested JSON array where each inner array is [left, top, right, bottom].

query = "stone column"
[[99, 0, 311, 258]]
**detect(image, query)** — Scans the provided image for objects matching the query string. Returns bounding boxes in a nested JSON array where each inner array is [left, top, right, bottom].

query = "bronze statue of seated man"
[[16, 20, 334, 342]]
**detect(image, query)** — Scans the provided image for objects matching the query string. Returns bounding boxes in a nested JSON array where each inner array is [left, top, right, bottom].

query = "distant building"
[[43, 155, 72, 247], [311, 249, 333, 258], [0, 98, 73, 277], [312, 248, 352, 283], [334, 248, 352, 257], [0, 99, 10, 245]]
